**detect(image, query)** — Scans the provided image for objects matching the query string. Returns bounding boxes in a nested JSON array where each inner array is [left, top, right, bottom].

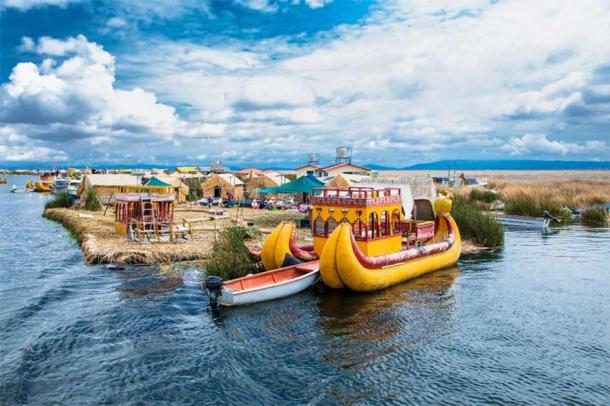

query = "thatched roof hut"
[[201, 174, 244, 200], [77, 174, 142, 203], [326, 174, 370, 187], [246, 174, 288, 198]]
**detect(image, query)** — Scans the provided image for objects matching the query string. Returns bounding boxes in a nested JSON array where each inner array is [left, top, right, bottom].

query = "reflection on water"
[[319, 267, 459, 342], [114, 265, 183, 299], [1, 176, 609, 404]]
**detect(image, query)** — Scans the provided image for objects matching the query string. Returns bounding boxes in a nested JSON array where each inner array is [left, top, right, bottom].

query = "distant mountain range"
[[3, 159, 610, 171], [396, 160, 610, 171], [362, 163, 397, 170]]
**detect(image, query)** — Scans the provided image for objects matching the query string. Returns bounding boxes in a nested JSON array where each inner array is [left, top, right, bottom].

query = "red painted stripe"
[[290, 225, 319, 261], [350, 215, 455, 269]]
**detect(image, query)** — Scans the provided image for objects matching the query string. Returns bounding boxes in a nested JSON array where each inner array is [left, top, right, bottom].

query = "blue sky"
[[1, 0, 609, 168]]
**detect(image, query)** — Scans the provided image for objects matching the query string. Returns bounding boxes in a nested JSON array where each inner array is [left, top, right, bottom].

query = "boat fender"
[[204, 276, 224, 308], [281, 254, 304, 267]]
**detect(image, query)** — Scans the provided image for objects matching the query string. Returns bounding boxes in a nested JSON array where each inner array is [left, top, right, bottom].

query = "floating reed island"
[[43, 202, 490, 266], [43, 206, 310, 264]]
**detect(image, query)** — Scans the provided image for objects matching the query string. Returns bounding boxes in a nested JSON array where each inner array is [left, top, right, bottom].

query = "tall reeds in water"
[[468, 188, 500, 203], [452, 196, 504, 248], [495, 181, 608, 221], [580, 207, 609, 226], [206, 227, 261, 280], [44, 192, 73, 209]]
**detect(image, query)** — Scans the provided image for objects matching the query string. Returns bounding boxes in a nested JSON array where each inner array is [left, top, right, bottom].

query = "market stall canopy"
[[257, 174, 324, 195]]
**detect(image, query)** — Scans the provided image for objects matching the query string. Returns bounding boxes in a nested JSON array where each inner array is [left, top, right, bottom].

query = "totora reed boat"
[[313, 187, 461, 292]]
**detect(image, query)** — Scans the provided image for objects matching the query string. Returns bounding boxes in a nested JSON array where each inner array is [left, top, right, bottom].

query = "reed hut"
[[246, 174, 289, 198], [78, 174, 142, 204], [235, 168, 263, 180], [326, 174, 370, 187], [201, 174, 244, 200]]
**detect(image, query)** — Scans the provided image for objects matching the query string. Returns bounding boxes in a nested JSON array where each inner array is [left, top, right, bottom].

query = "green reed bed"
[[205, 227, 261, 280], [580, 207, 609, 227], [44, 192, 73, 210], [452, 196, 504, 248], [504, 192, 571, 221], [468, 188, 500, 203], [183, 177, 203, 201]]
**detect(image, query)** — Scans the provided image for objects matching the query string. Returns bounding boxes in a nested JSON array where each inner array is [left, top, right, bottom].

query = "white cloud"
[[0, 127, 67, 162], [106, 17, 128, 28], [1, 0, 78, 10], [302, 0, 332, 9], [231, 75, 316, 110], [505, 72, 591, 117], [501, 133, 609, 156], [236, 0, 277, 13], [1, 35, 222, 145], [17, 36, 35, 52], [236, 0, 333, 13]]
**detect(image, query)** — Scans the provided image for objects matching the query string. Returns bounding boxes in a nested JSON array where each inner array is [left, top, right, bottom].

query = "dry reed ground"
[[43, 206, 310, 264]]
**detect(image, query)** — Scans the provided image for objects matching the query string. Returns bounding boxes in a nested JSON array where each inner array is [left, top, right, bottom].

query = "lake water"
[[1, 175, 609, 404]]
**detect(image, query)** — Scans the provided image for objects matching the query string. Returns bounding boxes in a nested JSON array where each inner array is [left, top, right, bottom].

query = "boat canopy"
[[257, 174, 324, 195]]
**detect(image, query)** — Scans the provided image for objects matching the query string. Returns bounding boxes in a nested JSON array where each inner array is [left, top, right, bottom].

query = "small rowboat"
[[204, 261, 319, 307], [494, 211, 561, 231]]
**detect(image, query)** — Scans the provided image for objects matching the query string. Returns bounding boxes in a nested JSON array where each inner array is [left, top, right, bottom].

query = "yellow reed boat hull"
[[260, 222, 319, 271], [321, 215, 461, 292], [34, 181, 53, 193], [260, 222, 296, 271]]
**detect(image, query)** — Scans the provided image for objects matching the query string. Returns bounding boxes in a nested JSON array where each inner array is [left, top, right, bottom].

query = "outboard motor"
[[204, 276, 223, 308]]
